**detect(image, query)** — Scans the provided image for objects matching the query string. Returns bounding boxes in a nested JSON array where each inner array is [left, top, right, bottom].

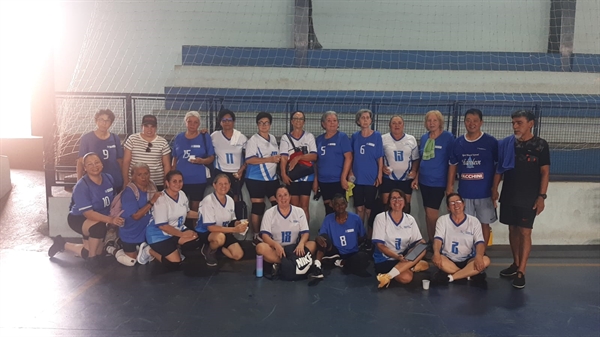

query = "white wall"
[[55, 1, 599, 94], [574, 0, 600, 54], [49, 181, 600, 244]]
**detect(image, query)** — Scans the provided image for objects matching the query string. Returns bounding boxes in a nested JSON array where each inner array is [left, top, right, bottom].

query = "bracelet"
[[147, 201, 154, 206]]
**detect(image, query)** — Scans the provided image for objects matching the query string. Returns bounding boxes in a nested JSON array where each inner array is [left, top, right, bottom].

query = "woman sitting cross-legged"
[[195, 174, 249, 267], [137, 170, 201, 271], [48, 152, 124, 268], [373, 189, 429, 289]]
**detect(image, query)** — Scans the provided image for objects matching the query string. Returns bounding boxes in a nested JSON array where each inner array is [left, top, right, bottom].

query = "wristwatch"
[[538, 194, 547, 200]]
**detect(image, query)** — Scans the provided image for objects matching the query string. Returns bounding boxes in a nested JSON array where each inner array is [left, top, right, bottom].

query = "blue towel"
[[497, 135, 516, 174]]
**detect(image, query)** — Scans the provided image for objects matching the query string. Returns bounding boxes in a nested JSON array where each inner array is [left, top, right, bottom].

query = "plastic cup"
[[422, 279, 430, 290], [188, 155, 196, 162]]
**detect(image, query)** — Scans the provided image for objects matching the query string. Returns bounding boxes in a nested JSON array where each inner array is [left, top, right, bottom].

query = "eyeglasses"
[[258, 121, 271, 126], [292, 118, 305, 121], [390, 197, 404, 202], [221, 118, 233, 122], [449, 200, 464, 205], [145, 142, 153, 152], [97, 118, 112, 124]]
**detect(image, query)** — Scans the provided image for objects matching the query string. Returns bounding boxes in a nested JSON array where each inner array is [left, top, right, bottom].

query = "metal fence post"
[[533, 104, 542, 137], [451, 102, 460, 136], [125, 94, 134, 134]]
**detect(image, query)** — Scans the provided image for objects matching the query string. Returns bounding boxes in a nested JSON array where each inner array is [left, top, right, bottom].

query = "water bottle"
[[256, 255, 263, 277]]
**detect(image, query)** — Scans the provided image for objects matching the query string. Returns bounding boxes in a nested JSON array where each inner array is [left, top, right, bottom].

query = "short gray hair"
[[320, 110, 338, 129], [184, 111, 201, 123], [130, 162, 150, 176], [355, 109, 373, 126]]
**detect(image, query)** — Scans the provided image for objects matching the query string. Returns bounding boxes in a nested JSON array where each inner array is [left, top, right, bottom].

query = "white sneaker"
[[334, 259, 344, 268], [137, 242, 154, 265]]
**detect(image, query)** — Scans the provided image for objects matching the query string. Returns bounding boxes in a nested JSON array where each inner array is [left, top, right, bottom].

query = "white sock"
[[106, 246, 117, 255], [314, 260, 322, 268], [387, 268, 400, 278], [448, 275, 454, 282]]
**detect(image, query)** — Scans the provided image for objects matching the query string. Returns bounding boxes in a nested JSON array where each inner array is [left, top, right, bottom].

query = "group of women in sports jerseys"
[[48, 107, 490, 288]]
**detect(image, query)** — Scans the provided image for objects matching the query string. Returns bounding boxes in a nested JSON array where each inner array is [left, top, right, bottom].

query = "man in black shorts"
[[493, 110, 550, 289]]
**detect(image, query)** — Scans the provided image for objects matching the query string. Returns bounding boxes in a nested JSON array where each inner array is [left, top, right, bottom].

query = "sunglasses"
[[145, 142, 153, 152]]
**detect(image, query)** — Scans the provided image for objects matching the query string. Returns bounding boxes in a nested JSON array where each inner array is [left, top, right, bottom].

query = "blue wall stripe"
[[181, 46, 600, 73]]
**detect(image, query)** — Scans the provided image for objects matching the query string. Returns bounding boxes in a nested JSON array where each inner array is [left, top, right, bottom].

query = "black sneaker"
[[48, 235, 66, 257], [252, 236, 262, 246], [500, 263, 519, 277], [271, 263, 280, 279], [470, 271, 487, 283], [201, 244, 218, 267], [512, 271, 526, 289], [432, 271, 449, 285], [310, 265, 324, 279]]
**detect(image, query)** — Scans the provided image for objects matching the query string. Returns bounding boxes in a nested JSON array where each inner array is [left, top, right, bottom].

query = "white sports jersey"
[[196, 193, 236, 233], [146, 191, 189, 244], [372, 211, 423, 264], [279, 131, 317, 182], [434, 214, 484, 262], [260, 205, 309, 246], [382, 133, 419, 181], [211, 129, 248, 173], [245, 133, 279, 181]]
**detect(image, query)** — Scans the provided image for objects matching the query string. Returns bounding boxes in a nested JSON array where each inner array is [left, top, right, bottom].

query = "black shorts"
[[150, 236, 179, 257], [451, 259, 470, 269], [67, 213, 87, 235], [499, 203, 537, 229], [419, 183, 446, 210], [374, 260, 399, 274], [289, 181, 312, 196], [379, 178, 413, 195], [245, 179, 279, 200], [319, 181, 345, 201], [214, 169, 245, 197], [182, 183, 207, 202], [121, 241, 143, 253], [223, 233, 239, 248], [353, 184, 377, 209]]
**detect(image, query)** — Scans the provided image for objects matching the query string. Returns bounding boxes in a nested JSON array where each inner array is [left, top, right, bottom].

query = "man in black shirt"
[[493, 110, 550, 289]]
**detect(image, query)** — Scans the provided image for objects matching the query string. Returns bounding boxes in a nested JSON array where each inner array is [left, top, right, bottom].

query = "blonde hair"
[[424, 110, 444, 130]]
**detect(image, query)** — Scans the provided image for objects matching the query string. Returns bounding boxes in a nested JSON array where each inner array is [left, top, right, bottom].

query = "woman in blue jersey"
[[350, 108, 383, 224], [137, 170, 201, 270], [76, 109, 124, 192], [195, 174, 248, 266], [314, 111, 352, 215], [172, 111, 215, 212], [211, 109, 248, 201], [411, 110, 454, 243], [380, 115, 420, 212], [280, 110, 317, 223], [245, 112, 281, 245], [48, 152, 124, 268], [373, 189, 429, 289], [110, 163, 161, 266]]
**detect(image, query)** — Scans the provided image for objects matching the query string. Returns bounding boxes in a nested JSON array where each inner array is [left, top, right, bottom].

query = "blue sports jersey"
[[70, 173, 115, 216], [449, 133, 498, 199], [119, 185, 151, 244], [351, 131, 384, 185], [315, 132, 352, 183], [172, 132, 215, 184], [418, 130, 454, 187], [78, 132, 124, 190], [319, 212, 366, 256]]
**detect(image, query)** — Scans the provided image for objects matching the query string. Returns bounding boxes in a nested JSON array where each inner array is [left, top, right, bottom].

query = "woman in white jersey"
[[380, 115, 420, 213], [279, 110, 317, 223], [211, 109, 248, 201], [137, 170, 201, 271], [255, 185, 317, 264], [195, 174, 248, 266], [245, 112, 281, 245], [122, 115, 171, 190], [373, 189, 429, 289]]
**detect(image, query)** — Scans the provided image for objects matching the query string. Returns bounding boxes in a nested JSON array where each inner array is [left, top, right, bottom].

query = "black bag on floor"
[[279, 245, 313, 281]]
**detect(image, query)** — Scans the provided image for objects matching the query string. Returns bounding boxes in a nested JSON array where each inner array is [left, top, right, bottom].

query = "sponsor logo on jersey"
[[345, 228, 355, 233], [105, 187, 114, 193], [191, 145, 201, 148], [366, 142, 375, 147], [435, 145, 442, 149], [462, 156, 481, 168], [461, 230, 474, 235], [107, 145, 116, 149], [461, 172, 484, 180], [293, 220, 299, 223], [327, 143, 336, 146]]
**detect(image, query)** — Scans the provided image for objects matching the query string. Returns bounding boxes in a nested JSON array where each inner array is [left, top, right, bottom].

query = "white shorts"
[[464, 197, 497, 225]]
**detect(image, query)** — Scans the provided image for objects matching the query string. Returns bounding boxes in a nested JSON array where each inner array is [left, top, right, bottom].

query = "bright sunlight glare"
[[0, 1, 62, 138]]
